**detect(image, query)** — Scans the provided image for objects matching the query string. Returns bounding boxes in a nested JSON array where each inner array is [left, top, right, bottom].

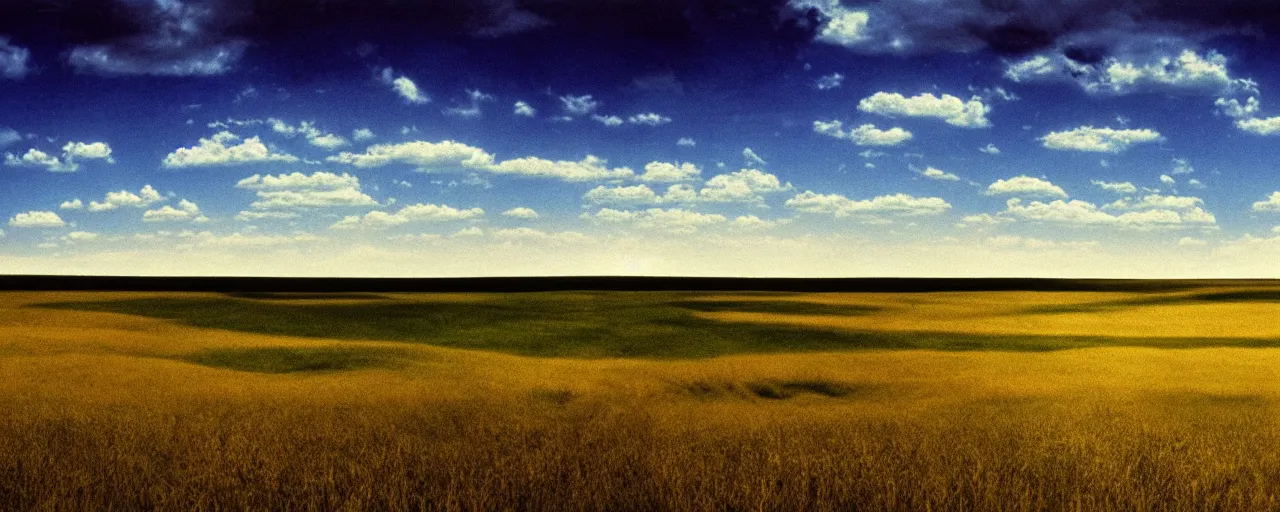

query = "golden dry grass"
[[693, 288, 1280, 338], [4, 289, 1280, 510]]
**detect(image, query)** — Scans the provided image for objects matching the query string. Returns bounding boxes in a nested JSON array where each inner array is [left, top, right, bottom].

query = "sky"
[[4, 1, 1280, 277]]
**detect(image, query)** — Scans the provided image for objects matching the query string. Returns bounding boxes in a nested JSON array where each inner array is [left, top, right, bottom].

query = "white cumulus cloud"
[[1235, 116, 1280, 135], [588, 168, 788, 205], [62, 142, 115, 163], [513, 101, 536, 117], [9, 211, 66, 228], [628, 113, 672, 126], [163, 132, 298, 168], [327, 140, 494, 169], [985, 176, 1067, 198], [1092, 180, 1138, 194], [786, 191, 951, 217], [743, 148, 767, 167], [489, 155, 634, 182], [143, 200, 207, 223], [792, 0, 870, 47], [1216, 96, 1260, 119], [502, 207, 539, 219], [236, 171, 377, 211], [730, 215, 786, 230], [582, 208, 727, 234], [857, 92, 990, 128], [236, 171, 361, 191], [815, 72, 844, 90], [381, 67, 429, 104], [1002, 198, 1216, 229], [63, 231, 100, 242], [699, 169, 792, 204], [813, 120, 913, 146], [560, 94, 599, 116], [583, 184, 662, 206], [269, 119, 349, 149], [592, 115, 624, 127], [1105, 194, 1204, 211], [1005, 50, 1254, 96], [1253, 192, 1280, 212], [1040, 126, 1162, 153], [328, 140, 639, 182], [5, 149, 72, 172], [638, 161, 701, 182], [331, 203, 483, 230], [4, 141, 114, 172], [921, 167, 960, 181], [88, 185, 164, 212], [235, 211, 300, 221]]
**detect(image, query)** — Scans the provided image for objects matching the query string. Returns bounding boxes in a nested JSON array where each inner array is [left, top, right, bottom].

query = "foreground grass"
[[5, 390, 1279, 511], [3, 350, 1280, 511]]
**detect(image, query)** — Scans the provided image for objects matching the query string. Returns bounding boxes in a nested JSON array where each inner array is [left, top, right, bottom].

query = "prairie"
[[3, 285, 1280, 510]]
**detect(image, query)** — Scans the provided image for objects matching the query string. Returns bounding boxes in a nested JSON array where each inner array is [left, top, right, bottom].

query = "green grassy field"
[[33, 290, 1280, 363]]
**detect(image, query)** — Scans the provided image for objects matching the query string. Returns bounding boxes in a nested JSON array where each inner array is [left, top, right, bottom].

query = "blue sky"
[[4, 0, 1280, 276]]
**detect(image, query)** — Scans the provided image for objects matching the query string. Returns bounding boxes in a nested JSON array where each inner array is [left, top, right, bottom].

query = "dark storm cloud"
[[0, 0, 250, 76], [0, 0, 819, 77], [3, 0, 1278, 79], [805, 0, 1280, 56]]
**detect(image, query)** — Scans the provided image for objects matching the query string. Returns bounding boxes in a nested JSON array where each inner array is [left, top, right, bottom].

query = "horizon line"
[[2, 275, 1276, 293]]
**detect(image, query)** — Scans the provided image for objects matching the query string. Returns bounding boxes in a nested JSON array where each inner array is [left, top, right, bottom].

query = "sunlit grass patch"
[[180, 346, 407, 374]]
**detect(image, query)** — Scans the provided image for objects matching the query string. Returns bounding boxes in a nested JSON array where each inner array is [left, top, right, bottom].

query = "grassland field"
[[4, 284, 1280, 510]]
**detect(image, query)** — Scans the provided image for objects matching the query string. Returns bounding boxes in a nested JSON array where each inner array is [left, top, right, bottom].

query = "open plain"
[[3, 283, 1280, 510]]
